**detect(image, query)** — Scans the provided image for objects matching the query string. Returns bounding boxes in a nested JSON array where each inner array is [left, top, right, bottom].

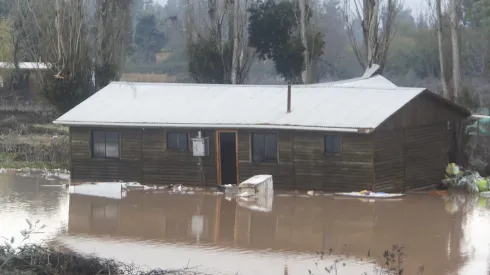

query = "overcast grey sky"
[[153, 0, 427, 19]]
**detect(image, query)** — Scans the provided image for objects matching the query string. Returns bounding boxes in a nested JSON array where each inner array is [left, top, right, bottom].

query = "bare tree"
[[93, 0, 133, 90], [13, 0, 132, 112], [343, 0, 401, 72], [450, 0, 461, 101], [181, 0, 255, 84], [434, 0, 450, 98], [15, 0, 89, 81], [299, 0, 309, 83]]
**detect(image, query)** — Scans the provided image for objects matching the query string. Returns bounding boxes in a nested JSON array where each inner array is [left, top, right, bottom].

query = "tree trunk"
[[231, 0, 240, 84], [436, 0, 449, 99], [95, 0, 107, 91], [362, 0, 369, 66], [299, 0, 309, 84], [366, 0, 379, 68], [54, 0, 63, 63], [449, 0, 463, 164], [208, 0, 218, 38], [450, 0, 461, 102]]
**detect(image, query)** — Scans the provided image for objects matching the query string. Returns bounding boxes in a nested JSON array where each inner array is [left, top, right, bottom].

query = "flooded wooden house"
[[53, 75, 470, 192]]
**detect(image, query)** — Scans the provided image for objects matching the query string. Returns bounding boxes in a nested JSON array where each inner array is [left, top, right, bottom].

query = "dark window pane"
[[167, 132, 178, 149], [326, 136, 332, 151], [167, 132, 188, 150], [105, 131, 120, 158], [325, 135, 341, 154], [264, 134, 277, 161], [252, 133, 265, 162], [333, 136, 341, 153], [92, 131, 106, 157], [177, 133, 188, 150]]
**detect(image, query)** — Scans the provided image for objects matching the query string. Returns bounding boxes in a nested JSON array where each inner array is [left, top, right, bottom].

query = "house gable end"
[[375, 90, 470, 131]]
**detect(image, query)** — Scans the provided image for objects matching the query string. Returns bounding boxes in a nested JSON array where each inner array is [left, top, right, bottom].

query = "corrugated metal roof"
[[54, 82, 428, 132]]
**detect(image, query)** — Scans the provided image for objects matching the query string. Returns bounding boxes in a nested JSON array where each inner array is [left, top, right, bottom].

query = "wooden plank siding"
[[70, 127, 373, 191], [236, 130, 373, 191], [373, 129, 405, 192], [373, 92, 456, 192], [404, 124, 449, 190], [377, 92, 461, 130], [141, 129, 217, 186], [373, 124, 449, 192], [71, 127, 142, 182]]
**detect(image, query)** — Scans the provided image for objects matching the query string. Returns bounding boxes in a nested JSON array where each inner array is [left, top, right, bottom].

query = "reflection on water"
[[2, 174, 490, 274], [0, 173, 70, 245]]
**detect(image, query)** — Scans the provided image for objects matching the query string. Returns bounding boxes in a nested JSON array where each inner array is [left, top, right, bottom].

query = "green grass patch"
[[31, 123, 68, 134], [0, 152, 67, 169]]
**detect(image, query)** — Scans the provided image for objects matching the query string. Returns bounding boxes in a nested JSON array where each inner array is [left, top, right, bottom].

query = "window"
[[167, 132, 188, 151], [252, 133, 277, 162], [92, 130, 120, 158], [324, 134, 341, 154]]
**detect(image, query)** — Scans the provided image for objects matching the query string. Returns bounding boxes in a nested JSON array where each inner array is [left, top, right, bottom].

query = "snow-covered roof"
[[53, 81, 468, 133]]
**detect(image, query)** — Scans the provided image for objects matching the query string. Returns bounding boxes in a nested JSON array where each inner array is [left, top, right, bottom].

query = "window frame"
[[166, 131, 189, 151], [324, 134, 342, 155], [91, 130, 120, 159], [251, 132, 278, 163]]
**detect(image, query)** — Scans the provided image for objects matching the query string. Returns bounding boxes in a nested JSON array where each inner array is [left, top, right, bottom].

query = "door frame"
[[216, 130, 239, 186]]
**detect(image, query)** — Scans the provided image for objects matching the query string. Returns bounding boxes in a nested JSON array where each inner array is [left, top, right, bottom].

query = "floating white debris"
[[0, 167, 71, 181], [334, 192, 405, 199], [236, 192, 254, 197], [238, 175, 273, 196], [306, 190, 314, 196], [237, 192, 274, 212], [69, 182, 126, 199]]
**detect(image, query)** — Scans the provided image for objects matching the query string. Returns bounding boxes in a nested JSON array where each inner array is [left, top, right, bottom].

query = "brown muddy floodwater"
[[1, 173, 490, 275]]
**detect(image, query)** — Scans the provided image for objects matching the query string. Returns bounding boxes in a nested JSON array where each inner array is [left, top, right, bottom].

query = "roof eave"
[[53, 121, 373, 133]]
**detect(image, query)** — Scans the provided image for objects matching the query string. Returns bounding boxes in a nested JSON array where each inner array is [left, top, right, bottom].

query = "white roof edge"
[[109, 80, 412, 89], [469, 114, 490, 120], [361, 64, 381, 78], [53, 121, 363, 133]]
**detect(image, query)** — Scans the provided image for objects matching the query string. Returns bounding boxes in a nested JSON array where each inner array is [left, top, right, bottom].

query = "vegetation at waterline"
[[0, 245, 195, 275], [0, 100, 69, 170], [0, 243, 424, 275], [0, 221, 195, 275], [305, 245, 424, 275]]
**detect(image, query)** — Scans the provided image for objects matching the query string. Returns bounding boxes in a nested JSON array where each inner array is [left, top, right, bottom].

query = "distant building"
[[54, 74, 470, 192]]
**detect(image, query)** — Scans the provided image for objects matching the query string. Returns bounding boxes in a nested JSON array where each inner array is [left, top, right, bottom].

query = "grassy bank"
[[0, 103, 69, 170]]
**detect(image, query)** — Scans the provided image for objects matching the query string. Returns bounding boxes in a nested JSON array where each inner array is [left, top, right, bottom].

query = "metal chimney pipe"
[[287, 84, 291, 113]]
